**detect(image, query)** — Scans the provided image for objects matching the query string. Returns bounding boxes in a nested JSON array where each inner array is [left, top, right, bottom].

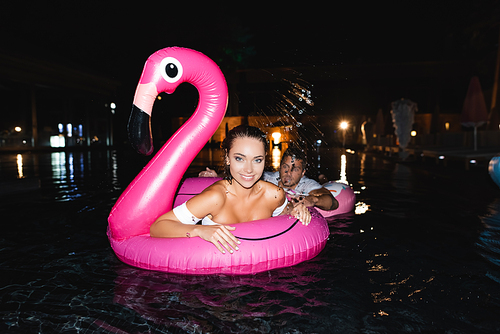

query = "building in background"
[[0, 51, 120, 150]]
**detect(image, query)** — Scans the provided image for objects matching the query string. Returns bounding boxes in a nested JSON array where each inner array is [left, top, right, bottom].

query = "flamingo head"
[[128, 47, 218, 155]]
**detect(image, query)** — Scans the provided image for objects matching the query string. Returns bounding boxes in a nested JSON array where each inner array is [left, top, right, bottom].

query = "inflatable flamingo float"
[[107, 47, 329, 274]]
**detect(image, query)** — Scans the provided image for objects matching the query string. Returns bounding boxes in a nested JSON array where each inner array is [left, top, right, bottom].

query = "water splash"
[[251, 77, 325, 164]]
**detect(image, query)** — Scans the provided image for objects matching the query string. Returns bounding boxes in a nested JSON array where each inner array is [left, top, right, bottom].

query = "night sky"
[[1, 1, 499, 120], [2, 2, 498, 77]]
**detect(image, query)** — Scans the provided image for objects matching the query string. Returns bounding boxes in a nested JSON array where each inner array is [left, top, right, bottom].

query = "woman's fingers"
[[199, 225, 240, 254], [213, 226, 240, 254], [292, 204, 311, 225]]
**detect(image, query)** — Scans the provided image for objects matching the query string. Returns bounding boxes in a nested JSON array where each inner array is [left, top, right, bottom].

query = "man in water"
[[199, 146, 338, 212]]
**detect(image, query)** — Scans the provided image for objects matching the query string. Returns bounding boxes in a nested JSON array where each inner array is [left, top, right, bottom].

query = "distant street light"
[[14, 126, 21, 132]]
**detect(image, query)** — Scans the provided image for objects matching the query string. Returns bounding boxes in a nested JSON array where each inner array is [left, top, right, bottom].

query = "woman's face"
[[227, 136, 266, 188]]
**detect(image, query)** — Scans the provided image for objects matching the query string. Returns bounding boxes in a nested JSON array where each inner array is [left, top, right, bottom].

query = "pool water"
[[1, 148, 499, 333]]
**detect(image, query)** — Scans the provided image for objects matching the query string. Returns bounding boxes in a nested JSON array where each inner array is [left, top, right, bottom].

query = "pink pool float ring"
[[316, 181, 356, 217], [489, 156, 500, 188], [107, 47, 328, 275]]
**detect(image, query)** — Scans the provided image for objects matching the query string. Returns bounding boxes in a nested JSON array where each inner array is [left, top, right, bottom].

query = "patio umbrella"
[[461, 76, 488, 150], [391, 98, 417, 159]]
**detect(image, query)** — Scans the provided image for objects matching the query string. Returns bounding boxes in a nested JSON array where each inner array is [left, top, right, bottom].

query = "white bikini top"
[[173, 198, 288, 226]]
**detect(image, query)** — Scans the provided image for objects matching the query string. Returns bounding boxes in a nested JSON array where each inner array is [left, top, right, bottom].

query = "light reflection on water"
[[318, 149, 369, 215], [271, 147, 281, 170], [1, 149, 500, 332], [16, 154, 24, 179], [355, 202, 370, 214], [43, 151, 120, 202], [51, 152, 66, 180], [50, 152, 80, 201], [338, 153, 348, 185]]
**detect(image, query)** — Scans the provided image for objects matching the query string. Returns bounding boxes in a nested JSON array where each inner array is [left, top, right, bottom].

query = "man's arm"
[[294, 187, 338, 211]]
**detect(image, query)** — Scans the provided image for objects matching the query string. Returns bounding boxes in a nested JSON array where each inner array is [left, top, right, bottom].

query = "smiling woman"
[[150, 125, 312, 254], [221, 125, 267, 187]]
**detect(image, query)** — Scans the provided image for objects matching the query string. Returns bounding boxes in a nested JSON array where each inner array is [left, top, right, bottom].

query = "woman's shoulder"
[[258, 180, 286, 202], [201, 180, 228, 199], [186, 181, 227, 217]]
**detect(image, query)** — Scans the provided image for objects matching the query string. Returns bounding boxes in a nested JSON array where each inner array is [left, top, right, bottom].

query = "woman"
[[150, 125, 311, 254]]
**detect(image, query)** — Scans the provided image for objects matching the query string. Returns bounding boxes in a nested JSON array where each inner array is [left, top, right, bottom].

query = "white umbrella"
[[391, 98, 417, 159]]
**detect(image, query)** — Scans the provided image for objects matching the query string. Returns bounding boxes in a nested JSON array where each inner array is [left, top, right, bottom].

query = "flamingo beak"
[[128, 104, 153, 155]]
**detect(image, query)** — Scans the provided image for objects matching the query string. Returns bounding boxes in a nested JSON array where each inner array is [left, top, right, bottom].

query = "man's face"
[[279, 155, 305, 189]]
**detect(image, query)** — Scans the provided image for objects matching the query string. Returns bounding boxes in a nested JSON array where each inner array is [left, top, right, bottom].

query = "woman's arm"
[[150, 189, 240, 254]]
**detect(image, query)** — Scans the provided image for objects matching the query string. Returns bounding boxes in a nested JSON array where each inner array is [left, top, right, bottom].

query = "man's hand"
[[291, 194, 320, 208], [291, 188, 338, 211], [199, 167, 218, 177]]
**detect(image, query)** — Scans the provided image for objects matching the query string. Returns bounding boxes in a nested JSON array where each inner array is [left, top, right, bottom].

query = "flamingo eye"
[[160, 57, 183, 83]]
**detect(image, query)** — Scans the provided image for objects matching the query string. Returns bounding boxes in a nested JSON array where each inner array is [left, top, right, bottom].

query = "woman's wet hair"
[[221, 125, 267, 182]]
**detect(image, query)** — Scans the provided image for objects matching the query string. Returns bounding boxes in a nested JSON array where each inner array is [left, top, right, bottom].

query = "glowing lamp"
[[271, 132, 281, 145]]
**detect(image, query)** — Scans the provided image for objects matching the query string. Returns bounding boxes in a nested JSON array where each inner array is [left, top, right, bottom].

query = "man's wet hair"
[[281, 145, 307, 168]]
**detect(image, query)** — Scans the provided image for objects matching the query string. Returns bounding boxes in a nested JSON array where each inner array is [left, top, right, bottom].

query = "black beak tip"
[[128, 105, 154, 155], [132, 139, 154, 156]]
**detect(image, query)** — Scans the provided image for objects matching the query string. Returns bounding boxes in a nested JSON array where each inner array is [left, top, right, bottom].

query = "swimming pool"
[[1, 148, 499, 333]]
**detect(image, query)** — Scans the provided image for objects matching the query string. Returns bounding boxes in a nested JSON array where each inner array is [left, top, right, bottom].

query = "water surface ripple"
[[1, 149, 499, 333]]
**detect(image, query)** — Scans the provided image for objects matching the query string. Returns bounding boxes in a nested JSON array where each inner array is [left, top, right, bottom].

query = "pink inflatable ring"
[[316, 181, 356, 217], [107, 47, 329, 275]]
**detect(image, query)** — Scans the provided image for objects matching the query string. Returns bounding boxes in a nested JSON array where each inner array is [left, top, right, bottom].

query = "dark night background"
[[2, 2, 498, 79], [1, 1, 499, 142], [2, 2, 497, 71]]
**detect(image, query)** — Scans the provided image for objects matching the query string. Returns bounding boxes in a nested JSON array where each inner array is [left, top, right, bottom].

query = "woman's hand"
[[195, 224, 241, 254], [291, 203, 312, 226]]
